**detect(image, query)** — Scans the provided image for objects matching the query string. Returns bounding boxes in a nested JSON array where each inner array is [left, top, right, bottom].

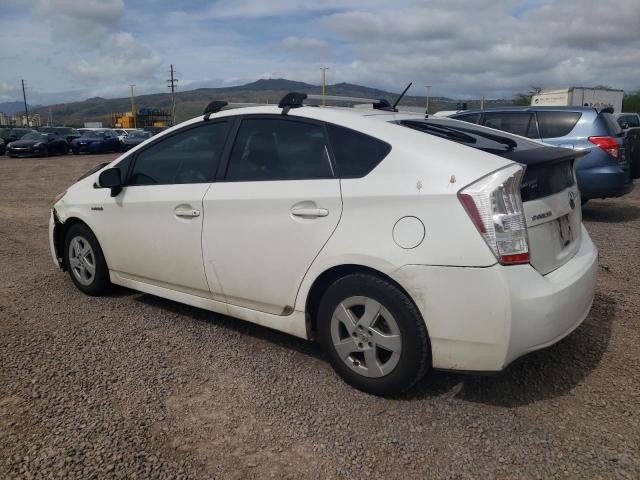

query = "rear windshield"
[[520, 160, 575, 202], [600, 112, 623, 137]]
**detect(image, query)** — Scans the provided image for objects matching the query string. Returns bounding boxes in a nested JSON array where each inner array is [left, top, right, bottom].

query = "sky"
[[0, 0, 639, 105]]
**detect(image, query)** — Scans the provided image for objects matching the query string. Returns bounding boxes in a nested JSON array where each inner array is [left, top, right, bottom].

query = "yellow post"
[[321, 67, 329, 107], [129, 84, 137, 128]]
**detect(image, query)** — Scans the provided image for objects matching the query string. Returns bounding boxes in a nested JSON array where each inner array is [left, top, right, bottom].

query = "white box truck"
[[531, 87, 624, 112]]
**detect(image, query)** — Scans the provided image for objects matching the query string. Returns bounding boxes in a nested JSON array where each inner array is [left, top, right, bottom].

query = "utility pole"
[[321, 67, 329, 107], [424, 85, 432, 115], [480, 96, 485, 110], [21, 79, 29, 127], [167, 64, 178, 126], [129, 84, 137, 128]]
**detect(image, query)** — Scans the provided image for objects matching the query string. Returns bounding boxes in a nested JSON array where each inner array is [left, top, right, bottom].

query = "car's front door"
[[202, 115, 342, 315], [97, 120, 231, 298]]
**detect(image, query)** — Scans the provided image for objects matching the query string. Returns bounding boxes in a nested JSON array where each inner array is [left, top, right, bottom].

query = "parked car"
[[40, 126, 81, 145], [50, 96, 597, 395], [614, 112, 640, 130], [6, 132, 69, 157], [451, 107, 635, 202], [70, 129, 122, 154], [112, 128, 129, 143], [143, 126, 168, 136], [614, 113, 640, 179], [120, 130, 152, 151], [0, 127, 36, 155]]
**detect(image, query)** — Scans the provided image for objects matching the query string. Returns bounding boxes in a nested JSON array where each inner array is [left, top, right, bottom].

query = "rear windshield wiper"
[[401, 121, 477, 144]]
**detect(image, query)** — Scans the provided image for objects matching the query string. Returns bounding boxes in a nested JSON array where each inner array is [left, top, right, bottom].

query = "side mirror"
[[620, 122, 629, 130], [98, 168, 123, 197]]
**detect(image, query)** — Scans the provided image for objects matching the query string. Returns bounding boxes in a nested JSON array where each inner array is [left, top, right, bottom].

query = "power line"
[[167, 64, 178, 126], [21, 79, 29, 127]]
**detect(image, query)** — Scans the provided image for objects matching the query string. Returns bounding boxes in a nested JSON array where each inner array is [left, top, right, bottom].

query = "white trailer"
[[531, 87, 624, 112]]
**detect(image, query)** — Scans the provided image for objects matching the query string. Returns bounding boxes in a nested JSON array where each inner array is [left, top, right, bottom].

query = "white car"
[[49, 95, 598, 395]]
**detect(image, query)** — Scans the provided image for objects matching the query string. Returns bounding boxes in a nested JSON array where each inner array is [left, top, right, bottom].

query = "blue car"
[[451, 107, 635, 202], [71, 129, 122, 155]]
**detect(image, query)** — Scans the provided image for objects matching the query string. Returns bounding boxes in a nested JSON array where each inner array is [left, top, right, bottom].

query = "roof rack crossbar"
[[277, 92, 397, 112], [203, 100, 228, 120]]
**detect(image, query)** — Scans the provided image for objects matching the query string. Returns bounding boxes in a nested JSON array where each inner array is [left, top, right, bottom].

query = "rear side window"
[[225, 118, 333, 181], [129, 121, 229, 185], [326, 124, 391, 177], [536, 112, 582, 138], [481, 113, 538, 138]]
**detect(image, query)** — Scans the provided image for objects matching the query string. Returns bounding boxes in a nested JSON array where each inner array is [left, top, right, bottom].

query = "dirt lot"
[[0, 153, 638, 479]]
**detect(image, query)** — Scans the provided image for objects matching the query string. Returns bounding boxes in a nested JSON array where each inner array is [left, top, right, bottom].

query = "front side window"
[[482, 113, 538, 138], [225, 118, 333, 181], [129, 121, 229, 185]]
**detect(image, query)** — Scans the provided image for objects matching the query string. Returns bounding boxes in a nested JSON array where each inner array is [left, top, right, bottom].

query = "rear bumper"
[[577, 165, 633, 200], [390, 225, 598, 372]]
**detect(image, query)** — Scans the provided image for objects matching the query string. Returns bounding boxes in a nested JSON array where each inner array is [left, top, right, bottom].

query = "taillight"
[[458, 164, 529, 265], [588, 136, 619, 158]]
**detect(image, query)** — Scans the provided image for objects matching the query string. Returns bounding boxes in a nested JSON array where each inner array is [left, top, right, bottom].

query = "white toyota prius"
[[50, 94, 598, 395]]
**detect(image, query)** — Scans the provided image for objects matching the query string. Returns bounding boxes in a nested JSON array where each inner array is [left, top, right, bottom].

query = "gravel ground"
[[0, 153, 638, 479]]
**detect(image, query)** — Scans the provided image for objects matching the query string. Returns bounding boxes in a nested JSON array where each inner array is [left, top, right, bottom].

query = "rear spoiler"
[[499, 146, 588, 166]]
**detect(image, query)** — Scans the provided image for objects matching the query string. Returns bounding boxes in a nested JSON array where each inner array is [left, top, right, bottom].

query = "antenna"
[[392, 82, 412, 111]]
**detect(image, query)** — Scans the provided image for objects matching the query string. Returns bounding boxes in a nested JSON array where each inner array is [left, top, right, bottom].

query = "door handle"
[[175, 208, 201, 218], [291, 207, 329, 218]]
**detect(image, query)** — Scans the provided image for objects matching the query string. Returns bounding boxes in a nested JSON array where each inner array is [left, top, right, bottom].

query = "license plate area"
[[556, 214, 573, 248]]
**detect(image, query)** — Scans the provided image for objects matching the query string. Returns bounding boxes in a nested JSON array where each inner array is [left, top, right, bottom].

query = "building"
[[10, 113, 41, 127], [0, 112, 9, 126], [110, 108, 170, 129]]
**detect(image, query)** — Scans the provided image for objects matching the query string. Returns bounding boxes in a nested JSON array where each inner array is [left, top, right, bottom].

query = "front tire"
[[63, 223, 110, 295], [317, 273, 430, 396]]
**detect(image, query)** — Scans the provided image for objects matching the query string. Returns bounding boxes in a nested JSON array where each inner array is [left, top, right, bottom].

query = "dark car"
[[70, 129, 122, 154], [450, 107, 635, 202], [143, 126, 168, 136], [0, 127, 36, 155], [6, 132, 69, 157], [40, 126, 81, 145], [121, 130, 152, 151]]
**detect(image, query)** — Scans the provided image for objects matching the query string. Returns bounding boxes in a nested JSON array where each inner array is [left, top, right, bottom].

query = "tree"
[[512, 86, 542, 106], [623, 90, 640, 113]]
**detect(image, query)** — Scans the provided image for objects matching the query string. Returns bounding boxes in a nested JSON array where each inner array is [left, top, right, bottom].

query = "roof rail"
[[203, 100, 228, 120], [277, 92, 396, 113]]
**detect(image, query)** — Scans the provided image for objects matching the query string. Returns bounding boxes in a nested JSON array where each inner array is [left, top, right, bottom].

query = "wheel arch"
[[304, 264, 425, 339], [53, 215, 95, 270]]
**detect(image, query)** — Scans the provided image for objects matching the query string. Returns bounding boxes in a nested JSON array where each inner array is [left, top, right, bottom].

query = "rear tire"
[[317, 273, 430, 396], [63, 223, 111, 296]]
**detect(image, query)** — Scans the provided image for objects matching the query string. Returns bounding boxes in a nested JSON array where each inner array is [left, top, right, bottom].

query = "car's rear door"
[[202, 115, 342, 315], [97, 120, 231, 298]]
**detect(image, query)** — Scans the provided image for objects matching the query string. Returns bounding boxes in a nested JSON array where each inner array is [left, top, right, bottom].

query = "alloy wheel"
[[330, 296, 402, 378]]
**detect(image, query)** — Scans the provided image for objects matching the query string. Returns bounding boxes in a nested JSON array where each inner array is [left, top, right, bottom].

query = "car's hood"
[[10, 139, 41, 147]]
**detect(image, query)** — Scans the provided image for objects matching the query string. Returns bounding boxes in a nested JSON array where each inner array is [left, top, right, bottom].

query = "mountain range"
[[3, 79, 515, 127]]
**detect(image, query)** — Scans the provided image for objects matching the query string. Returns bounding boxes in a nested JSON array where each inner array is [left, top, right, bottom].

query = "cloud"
[[279, 36, 329, 58], [67, 32, 162, 83]]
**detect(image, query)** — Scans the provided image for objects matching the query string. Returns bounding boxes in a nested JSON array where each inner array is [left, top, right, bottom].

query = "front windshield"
[[82, 131, 106, 138], [0, 128, 10, 137], [21, 133, 45, 141]]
